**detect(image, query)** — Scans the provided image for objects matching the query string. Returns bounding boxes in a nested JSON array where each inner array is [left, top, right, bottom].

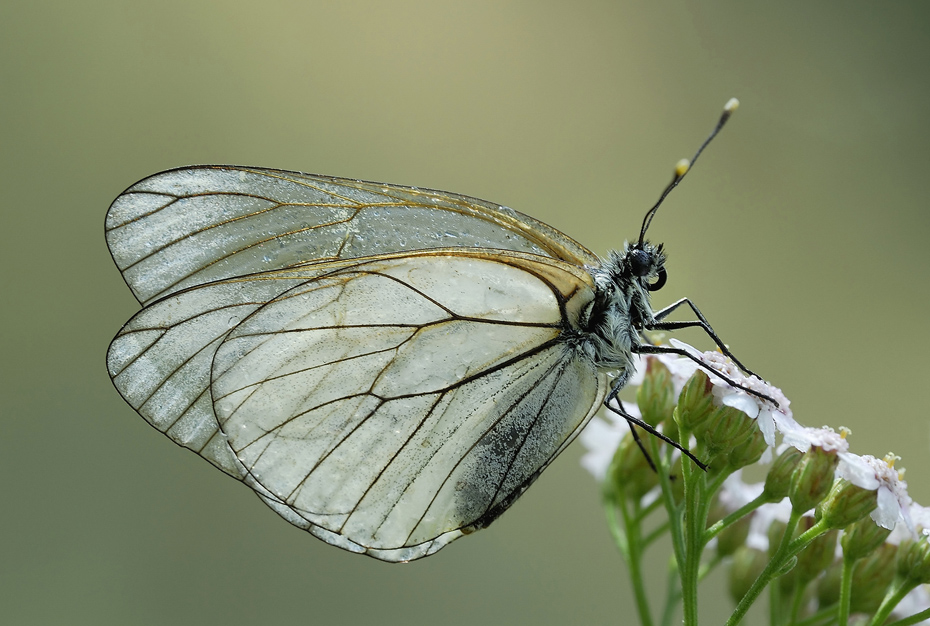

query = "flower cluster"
[[582, 342, 930, 626]]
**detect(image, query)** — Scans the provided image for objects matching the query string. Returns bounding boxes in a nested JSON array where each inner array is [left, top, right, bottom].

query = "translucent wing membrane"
[[105, 166, 599, 306], [107, 249, 607, 560]]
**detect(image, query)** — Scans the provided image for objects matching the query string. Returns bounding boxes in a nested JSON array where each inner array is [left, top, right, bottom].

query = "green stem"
[[727, 512, 829, 625], [652, 435, 688, 625], [837, 555, 855, 626], [886, 605, 930, 626], [697, 552, 722, 582], [661, 556, 681, 626], [607, 498, 654, 626], [636, 495, 665, 523], [642, 520, 672, 548], [707, 469, 732, 495], [770, 572, 782, 626], [704, 493, 770, 544], [788, 577, 806, 625], [679, 427, 702, 626], [604, 499, 629, 558], [869, 577, 918, 626]]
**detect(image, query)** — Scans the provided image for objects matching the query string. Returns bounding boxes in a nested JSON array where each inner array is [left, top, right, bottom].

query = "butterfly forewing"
[[209, 251, 605, 556], [105, 166, 599, 306]]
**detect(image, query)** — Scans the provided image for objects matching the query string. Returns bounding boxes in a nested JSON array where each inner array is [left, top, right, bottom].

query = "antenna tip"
[[725, 97, 740, 113], [674, 158, 690, 178]]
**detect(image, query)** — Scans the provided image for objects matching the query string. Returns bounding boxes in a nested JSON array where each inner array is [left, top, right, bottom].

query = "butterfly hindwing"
[[208, 250, 605, 559]]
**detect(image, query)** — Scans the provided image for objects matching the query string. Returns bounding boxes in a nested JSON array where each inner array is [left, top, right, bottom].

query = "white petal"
[[721, 392, 760, 418], [837, 453, 881, 490], [871, 485, 901, 530], [757, 410, 776, 447], [772, 411, 802, 436]]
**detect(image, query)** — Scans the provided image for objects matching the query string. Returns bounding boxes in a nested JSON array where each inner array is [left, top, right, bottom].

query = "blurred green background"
[[3, 1, 930, 624]]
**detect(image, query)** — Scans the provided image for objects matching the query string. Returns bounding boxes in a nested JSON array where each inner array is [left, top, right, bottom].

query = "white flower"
[[579, 401, 641, 481], [668, 338, 795, 446], [837, 452, 912, 531], [782, 425, 850, 454]]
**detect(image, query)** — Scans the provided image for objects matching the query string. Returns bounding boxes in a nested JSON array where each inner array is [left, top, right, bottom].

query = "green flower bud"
[[674, 370, 714, 432], [728, 546, 767, 603], [603, 430, 659, 503], [768, 519, 787, 558], [763, 447, 803, 501], [725, 427, 768, 471], [850, 543, 896, 613], [636, 358, 676, 427], [716, 514, 752, 558], [789, 447, 838, 513], [700, 405, 756, 459], [840, 516, 891, 560], [793, 521, 837, 587], [816, 544, 896, 614], [897, 535, 930, 585], [816, 478, 878, 530], [816, 561, 842, 607]]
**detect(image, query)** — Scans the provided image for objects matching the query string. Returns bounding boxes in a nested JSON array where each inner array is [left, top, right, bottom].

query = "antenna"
[[637, 98, 739, 246]]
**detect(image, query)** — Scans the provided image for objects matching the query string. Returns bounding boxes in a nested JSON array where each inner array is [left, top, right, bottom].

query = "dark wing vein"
[[400, 349, 567, 545]]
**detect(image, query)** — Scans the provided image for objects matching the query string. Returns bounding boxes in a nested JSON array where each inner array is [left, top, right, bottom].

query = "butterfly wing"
[[108, 249, 606, 561], [105, 166, 600, 306]]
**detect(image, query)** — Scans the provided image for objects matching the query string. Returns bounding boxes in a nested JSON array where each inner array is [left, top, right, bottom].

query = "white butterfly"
[[106, 100, 757, 562]]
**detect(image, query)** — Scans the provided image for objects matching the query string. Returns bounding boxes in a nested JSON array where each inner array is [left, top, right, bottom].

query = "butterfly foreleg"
[[648, 297, 758, 379]]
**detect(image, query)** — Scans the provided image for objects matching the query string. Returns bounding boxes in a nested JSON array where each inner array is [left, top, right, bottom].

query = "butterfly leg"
[[633, 343, 777, 407], [604, 385, 707, 471], [648, 297, 759, 379]]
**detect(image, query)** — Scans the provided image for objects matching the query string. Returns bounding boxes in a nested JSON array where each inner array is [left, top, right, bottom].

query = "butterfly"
[[106, 99, 760, 562]]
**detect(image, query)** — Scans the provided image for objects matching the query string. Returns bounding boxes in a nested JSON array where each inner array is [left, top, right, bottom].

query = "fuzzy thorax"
[[583, 241, 667, 374]]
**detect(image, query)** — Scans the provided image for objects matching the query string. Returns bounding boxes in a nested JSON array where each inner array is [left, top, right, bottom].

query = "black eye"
[[646, 268, 667, 292], [629, 249, 651, 277]]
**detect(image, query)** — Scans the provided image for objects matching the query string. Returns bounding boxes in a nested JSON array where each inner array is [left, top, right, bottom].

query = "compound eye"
[[629, 249, 651, 277], [646, 268, 667, 292]]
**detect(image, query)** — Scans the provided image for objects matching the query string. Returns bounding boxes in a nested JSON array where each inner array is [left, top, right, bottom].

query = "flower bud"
[[840, 516, 892, 560], [789, 447, 838, 513], [850, 543, 896, 613], [768, 519, 787, 558], [897, 535, 930, 585], [674, 370, 714, 432], [816, 543, 897, 613], [763, 447, 803, 501], [636, 358, 676, 428], [604, 430, 659, 502], [816, 478, 878, 530], [816, 561, 842, 607], [792, 520, 837, 587], [728, 546, 767, 603], [725, 427, 768, 471], [700, 405, 756, 460], [717, 514, 752, 558]]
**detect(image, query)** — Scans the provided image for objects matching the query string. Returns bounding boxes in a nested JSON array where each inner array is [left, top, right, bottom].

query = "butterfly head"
[[627, 241, 667, 292]]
